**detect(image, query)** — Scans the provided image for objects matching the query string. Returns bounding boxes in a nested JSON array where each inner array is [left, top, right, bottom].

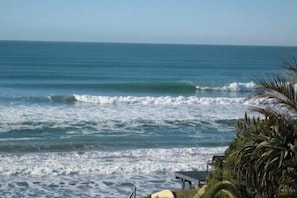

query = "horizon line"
[[1, 39, 297, 48]]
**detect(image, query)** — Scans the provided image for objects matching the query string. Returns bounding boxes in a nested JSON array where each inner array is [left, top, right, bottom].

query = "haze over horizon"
[[1, 0, 297, 46]]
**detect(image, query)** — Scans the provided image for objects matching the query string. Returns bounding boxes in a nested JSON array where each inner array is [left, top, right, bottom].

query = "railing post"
[[128, 186, 136, 198]]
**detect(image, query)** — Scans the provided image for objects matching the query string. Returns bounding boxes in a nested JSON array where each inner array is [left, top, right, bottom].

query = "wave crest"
[[197, 81, 257, 92], [73, 95, 245, 105]]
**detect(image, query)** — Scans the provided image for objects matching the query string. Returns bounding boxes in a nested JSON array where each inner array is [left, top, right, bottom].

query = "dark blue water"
[[0, 40, 296, 197]]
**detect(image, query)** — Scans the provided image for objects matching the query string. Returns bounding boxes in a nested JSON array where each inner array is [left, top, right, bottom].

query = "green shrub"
[[204, 55, 297, 198]]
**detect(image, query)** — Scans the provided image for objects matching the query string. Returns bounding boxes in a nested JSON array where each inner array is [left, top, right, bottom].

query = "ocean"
[[0, 40, 296, 197]]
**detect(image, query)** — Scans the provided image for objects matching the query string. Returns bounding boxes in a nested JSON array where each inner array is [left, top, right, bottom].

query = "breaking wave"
[[196, 81, 257, 92], [73, 95, 246, 105]]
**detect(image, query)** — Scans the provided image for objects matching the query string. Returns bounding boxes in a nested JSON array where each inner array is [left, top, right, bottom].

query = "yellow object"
[[193, 185, 207, 198], [151, 190, 174, 198]]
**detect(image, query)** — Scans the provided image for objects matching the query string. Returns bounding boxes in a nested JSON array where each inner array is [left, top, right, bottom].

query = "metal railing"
[[128, 186, 136, 198]]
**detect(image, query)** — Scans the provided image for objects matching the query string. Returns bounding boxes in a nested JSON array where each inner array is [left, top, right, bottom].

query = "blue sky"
[[0, 0, 296, 46]]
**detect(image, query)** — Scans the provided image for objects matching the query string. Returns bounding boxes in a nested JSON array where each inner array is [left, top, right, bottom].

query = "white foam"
[[0, 137, 43, 141], [197, 81, 257, 92], [0, 95, 262, 133], [222, 81, 256, 92], [0, 147, 226, 196], [2, 147, 222, 174], [73, 95, 246, 105]]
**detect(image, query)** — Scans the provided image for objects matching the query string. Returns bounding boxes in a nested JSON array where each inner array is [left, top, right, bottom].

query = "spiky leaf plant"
[[234, 55, 297, 197], [236, 115, 297, 197]]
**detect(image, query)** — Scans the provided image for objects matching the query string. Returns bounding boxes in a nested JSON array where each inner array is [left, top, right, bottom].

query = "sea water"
[[0, 41, 296, 197]]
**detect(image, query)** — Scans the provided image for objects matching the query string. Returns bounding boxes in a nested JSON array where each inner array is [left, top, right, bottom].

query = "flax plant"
[[235, 55, 297, 197]]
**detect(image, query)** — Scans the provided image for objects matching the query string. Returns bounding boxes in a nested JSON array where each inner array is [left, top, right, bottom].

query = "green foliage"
[[235, 114, 297, 197], [205, 133, 253, 198], [203, 181, 241, 198], [235, 55, 297, 197], [204, 55, 297, 198]]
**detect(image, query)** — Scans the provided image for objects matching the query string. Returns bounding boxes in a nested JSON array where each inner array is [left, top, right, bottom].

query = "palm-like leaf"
[[253, 75, 297, 114], [234, 56, 297, 197], [235, 115, 296, 197], [251, 55, 297, 115], [282, 56, 297, 79]]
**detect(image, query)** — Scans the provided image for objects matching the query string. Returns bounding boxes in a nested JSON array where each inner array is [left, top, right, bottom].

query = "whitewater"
[[0, 41, 296, 197]]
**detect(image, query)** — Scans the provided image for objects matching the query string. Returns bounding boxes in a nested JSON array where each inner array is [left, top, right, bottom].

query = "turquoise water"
[[0, 41, 296, 197]]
